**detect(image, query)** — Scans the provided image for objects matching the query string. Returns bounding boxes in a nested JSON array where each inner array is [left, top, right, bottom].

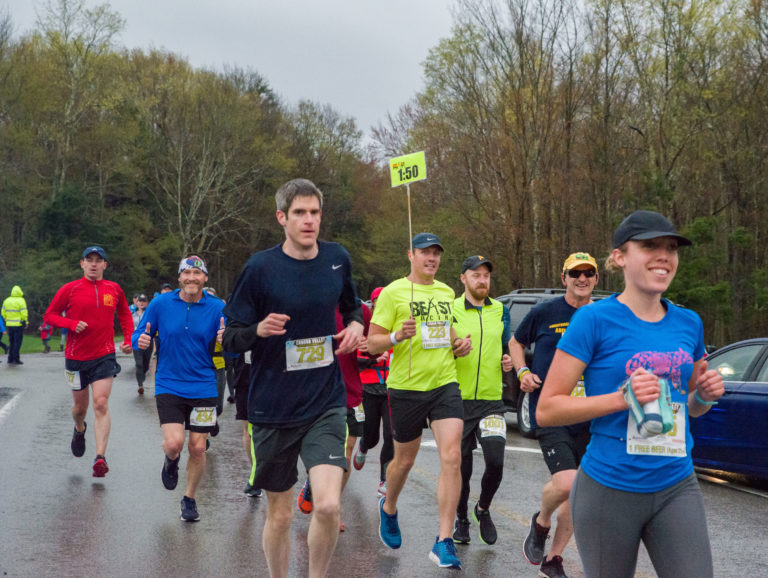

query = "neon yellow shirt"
[[370, 277, 457, 391]]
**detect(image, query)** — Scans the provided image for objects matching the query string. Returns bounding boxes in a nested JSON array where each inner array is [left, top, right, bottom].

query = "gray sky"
[[3, 0, 456, 139]]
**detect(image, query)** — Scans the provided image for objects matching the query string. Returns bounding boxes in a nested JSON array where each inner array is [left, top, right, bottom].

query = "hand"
[[257, 313, 290, 338], [216, 317, 225, 344], [626, 368, 661, 405], [399, 318, 417, 341], [452, 334, 472, 357], [334, 321, 364, 355], [376, 352, 388, 364], [137, 322, 152, 350], [119, 341, 132, 354], [693, 360, 724, 403], [501, 354, 513, 373], [358, 336, 369, 353], [75, 321, 88, 333], [520, 371, 542, 392]]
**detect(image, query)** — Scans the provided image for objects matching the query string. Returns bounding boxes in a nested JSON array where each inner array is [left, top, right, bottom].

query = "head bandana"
[[178, 255, 208, 275]]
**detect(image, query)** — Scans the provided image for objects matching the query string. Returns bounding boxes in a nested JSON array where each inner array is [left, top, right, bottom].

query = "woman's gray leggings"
[[570, 468, 713, 578]]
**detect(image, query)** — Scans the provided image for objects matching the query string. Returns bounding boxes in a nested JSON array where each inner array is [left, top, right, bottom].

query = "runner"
[[352, 287, 393, 499], [131, 293, 152, 395], [230, 351, 261, 498], [451, 255, 513, 547], [132, 255, 225, 522], [510, 252, 599, 577], [537, 211, 723, 577], [44, 246, 134, 477], [222, 178, 363, 578], [366, 232, 472, 570]]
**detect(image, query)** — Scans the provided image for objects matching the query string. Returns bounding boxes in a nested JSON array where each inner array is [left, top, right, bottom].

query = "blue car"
[[690, 338, 768, 479]]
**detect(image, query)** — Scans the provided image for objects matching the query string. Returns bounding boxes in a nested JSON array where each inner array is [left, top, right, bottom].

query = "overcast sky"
[[3, 0, 456, 139]]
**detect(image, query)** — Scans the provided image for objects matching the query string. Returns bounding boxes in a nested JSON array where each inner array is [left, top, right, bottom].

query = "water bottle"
[[639, 398, 663, 436]]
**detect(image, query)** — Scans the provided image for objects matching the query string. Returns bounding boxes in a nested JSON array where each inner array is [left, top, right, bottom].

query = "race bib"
[[479, 414, 507, 438], [190, 406, 217, 428], [420, 321, 451, 349], [354, 404, 365, 422], [626, 402, 686, 457], [286, 335, 334, 371], [65, 370, 81, 390]]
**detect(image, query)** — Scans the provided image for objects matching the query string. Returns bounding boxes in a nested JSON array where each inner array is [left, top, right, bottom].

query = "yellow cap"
[[562, 252, 598, 273]]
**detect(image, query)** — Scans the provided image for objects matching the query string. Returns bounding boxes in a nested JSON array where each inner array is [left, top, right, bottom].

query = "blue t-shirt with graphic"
[[557, 294, 705, 492], [514, 296, 579, 429]]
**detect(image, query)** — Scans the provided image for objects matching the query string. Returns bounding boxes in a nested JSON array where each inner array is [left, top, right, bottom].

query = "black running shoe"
[[523, 511, 550, 565], [244, 483, 262, 498], [71, 423, 87, 457], [162, 455, 180, 490], [539, 555, 567, 578], [180, 496, 200, 522], [473, 503, 497, 545], [452, 517, 471, 544]]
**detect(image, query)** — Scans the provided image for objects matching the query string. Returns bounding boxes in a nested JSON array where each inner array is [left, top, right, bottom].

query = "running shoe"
[[539, 555, 567, 578], [377, 480, 387, 498], [429, 536, 462, 569], [297, 479, 313, 514], [92, 454, 109, 477], [452, 517, 471, 544], [244, 483, 262, 498], [378, 496, 401, 549], [352, 443, 366, 470], [339, 521, 345, 532], [473, 503, 497, 545], [71, 422, 87, 457], [138, 385, 144, 395], [180, 496, 200, 522], [523, 511, 550, 565], [162, 455, 180, 490]]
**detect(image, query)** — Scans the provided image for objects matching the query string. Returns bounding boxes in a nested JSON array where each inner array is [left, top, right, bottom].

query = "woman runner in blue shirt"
[[537, 211, 724, 577]]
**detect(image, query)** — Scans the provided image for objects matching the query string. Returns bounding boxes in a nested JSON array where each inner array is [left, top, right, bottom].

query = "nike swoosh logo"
[[329, 454, 344, 459], [332, 264, 342, 270]]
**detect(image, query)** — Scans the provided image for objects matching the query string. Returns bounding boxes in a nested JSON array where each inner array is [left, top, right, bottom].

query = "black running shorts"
[[388, 382, 463, 443], [249, 406, 347, 493], [65, 353, 121, 391], [156, 393, 218, 434], [537, 423, 590, 475]]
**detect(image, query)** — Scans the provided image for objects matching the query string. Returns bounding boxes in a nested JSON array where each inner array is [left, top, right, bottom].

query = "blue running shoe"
[[378, 496, 401, 549], [429, 536, 462, 569]]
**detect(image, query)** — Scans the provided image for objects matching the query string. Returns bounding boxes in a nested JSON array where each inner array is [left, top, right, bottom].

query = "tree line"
[[1, 0, 767, 347]]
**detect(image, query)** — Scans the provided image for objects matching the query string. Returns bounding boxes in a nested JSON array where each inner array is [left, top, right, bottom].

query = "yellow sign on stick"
[[390, 151, 427, 187]]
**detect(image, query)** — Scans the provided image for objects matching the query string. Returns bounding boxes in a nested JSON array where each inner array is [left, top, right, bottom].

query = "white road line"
[[0, 392, 22, 426], [420, 439, 540, 454]]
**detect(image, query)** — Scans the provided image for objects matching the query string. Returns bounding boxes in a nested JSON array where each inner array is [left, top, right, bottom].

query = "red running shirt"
[[44, 277, 134, 361]]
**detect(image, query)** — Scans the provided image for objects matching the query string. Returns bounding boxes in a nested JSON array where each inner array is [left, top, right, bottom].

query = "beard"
[[468, 285, 489, 301], [180, 280, 203, 297]]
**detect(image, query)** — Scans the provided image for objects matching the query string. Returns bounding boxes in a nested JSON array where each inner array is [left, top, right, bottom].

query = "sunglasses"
[[566, 269, 596, 279]]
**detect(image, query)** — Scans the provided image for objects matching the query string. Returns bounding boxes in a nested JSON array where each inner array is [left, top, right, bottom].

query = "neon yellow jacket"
[[2, 286, 28, 327], [453, 295, 506, 401]]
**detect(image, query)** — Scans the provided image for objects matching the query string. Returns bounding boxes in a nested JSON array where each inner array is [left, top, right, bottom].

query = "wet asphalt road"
[[0, 352, 766, 577]]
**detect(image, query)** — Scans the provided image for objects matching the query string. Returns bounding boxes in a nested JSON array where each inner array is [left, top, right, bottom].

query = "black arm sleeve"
[[222, 320, 260, 354]]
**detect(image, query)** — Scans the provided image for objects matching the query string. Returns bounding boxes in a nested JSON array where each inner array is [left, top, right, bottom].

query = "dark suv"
[[496, 288, 611, 436]]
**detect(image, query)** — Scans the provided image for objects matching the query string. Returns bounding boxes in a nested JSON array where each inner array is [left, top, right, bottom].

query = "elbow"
[[536, 399, 555, 427]]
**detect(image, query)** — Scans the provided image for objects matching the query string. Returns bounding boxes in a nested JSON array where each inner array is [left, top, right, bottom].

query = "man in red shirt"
[[44, 246, 134, 477]]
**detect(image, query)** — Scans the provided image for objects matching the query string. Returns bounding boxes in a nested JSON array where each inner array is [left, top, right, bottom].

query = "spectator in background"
[[0, 315, 7, 358], [2, 285, 28, 365], [132, 294, 152, 395], [39, 321, 54, 354]]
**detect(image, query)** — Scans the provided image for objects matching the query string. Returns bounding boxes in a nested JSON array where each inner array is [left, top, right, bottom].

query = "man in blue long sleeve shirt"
[[133, 255, 225, 522]]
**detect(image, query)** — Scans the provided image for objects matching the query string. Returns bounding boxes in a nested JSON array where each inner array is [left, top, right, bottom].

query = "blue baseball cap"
[[412, 232, 444, 250], [82, 246, 107, 260]]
